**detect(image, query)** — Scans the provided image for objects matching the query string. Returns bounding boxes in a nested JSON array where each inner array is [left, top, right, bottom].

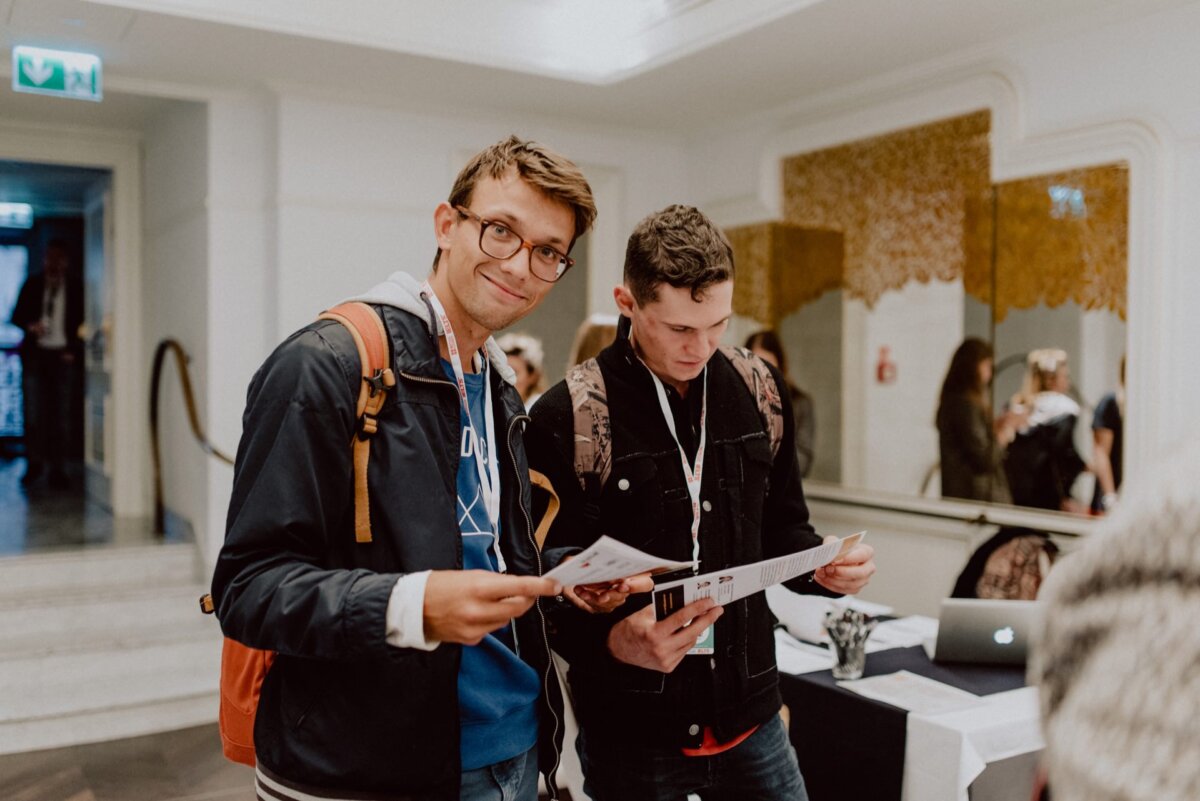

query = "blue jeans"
[[579, 714, 809, 801], [460, 745, 538, 801]]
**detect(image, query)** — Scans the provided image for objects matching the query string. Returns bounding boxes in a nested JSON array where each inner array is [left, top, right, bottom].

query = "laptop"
[[933, 598, 1041, 666]]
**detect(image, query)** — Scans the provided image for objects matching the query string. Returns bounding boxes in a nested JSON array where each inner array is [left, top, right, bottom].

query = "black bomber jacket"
[[212, 296, 563, 800]]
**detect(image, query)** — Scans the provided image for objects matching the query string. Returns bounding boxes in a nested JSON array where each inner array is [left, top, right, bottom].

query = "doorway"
[[0, 160, 117, 554]]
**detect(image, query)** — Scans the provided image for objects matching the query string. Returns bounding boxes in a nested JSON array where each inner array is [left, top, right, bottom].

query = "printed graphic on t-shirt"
[[458, 422, 493, 538]]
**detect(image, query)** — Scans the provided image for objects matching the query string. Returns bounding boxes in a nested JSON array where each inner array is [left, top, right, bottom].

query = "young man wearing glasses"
[[525, 205, 876, 801], [212, 136, 610, 801]]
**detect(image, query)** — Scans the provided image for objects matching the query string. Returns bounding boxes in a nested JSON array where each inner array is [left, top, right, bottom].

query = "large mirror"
[[727, 111, 1127, 518]]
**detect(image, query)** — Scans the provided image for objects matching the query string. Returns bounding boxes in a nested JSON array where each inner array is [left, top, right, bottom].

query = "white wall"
[[687, 2, 1200, 612], [272, 95, 690, 341], [203, 93, 275, 569], [855, 279, 965, 496], [188, 91, 691, 559], [780, 290, 843, 483], [142, 100, 210, 546]]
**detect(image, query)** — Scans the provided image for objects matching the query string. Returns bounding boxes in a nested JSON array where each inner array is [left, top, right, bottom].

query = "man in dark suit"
[[10, 240, 83, 488]]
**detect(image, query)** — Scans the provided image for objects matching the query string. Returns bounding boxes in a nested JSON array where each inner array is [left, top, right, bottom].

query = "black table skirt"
[[780, 645, 1026, 801]]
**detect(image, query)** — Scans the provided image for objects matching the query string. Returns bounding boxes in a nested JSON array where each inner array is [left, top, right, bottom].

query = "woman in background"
[[936, 337, 1016, 504], [744, 329, 815, 478], [1005, 348, 1088, 512], [497, 332, 546, 409], [566, 314, 618, 369]]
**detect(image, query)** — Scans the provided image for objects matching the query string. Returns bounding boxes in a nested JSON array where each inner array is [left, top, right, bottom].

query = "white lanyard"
[[422, 281, 505, 572], [648, 366, 708, 570]]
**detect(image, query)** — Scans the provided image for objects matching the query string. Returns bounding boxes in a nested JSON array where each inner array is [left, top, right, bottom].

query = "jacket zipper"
[[405, 369, 562, 799], [399, 371, 456, 389], [508, 412, 562, 801]]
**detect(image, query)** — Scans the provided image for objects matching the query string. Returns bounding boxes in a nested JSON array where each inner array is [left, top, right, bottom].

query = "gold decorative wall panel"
[[782, 111, 992, 307], [964, 165, 1128, 321], [727, 223, 844, 326], [738, 111, 1127, 323]]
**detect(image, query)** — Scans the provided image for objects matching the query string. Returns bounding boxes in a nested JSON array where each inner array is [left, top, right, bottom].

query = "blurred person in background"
[[745, 329, 816, 478], [497, 331, 546, 409], [566, 313, 618, 369], [935, 337, 1020, 504], [1004, 348, 1088, 512], [1090, 355, 1124, 515], [1031, 443, 1200, 801], [11, 240, 83, 489]]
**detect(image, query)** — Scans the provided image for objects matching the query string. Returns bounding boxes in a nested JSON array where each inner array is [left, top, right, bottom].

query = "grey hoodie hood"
[[346, 270, 517, 385]]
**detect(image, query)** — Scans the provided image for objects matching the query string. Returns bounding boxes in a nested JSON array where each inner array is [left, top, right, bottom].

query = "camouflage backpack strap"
[[720, 346, 784, 459], [565, 357, 612, 490], [976, 534, 1059, 600]]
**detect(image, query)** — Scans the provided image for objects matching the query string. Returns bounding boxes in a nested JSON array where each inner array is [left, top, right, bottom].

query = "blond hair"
[[567, 314, 619, 369], [1013, 348, 1069, 407]]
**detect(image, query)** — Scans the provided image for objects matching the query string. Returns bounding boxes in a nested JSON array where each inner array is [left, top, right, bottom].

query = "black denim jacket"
[[526, 328, 837, 749]]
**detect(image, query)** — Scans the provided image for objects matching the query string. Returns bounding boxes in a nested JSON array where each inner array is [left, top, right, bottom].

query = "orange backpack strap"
[[528, 469, 560, 551], [720, 346, 783, 459], [317, 302, 396, 544]]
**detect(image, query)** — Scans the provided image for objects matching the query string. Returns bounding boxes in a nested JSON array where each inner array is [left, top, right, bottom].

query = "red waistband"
[[680, 724, 759, 757]]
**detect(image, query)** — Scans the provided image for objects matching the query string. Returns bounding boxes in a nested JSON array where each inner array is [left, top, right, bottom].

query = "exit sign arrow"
[[22, 54, 55, 86], [12, 46, 102, 102]]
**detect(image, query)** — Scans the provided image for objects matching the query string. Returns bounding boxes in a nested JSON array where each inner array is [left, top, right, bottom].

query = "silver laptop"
[[933, 598, 1041, 666]]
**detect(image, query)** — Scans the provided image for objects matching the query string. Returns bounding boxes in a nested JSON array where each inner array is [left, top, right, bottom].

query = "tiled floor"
[[0, 457, 180, 556], [0, 724, 576, 801], [0, 724, 255, 801]]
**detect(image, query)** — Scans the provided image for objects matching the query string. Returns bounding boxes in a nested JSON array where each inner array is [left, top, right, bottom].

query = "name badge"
[[688, 624, 715, 656]]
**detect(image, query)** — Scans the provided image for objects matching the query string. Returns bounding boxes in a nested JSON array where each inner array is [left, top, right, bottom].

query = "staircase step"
[[0, 632, 222, 723], [0, 690, 220, 757], [0, 543, 198, 600], [0, 584, 214, 651]]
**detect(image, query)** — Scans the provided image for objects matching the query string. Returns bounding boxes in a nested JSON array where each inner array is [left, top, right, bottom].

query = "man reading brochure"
[[526, 204, 876, 801]]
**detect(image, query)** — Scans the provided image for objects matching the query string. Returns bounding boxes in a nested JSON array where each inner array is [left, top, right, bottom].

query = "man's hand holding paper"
[[564, 564, 655, 614], [814, 534, 877, 595], [544, 535, 681, 614]]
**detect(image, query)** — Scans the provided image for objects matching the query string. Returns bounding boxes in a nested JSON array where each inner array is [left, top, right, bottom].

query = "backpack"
[[950, 527, 1059, 601], [564, 346, 784, 505], [199, 301, 395, 766]]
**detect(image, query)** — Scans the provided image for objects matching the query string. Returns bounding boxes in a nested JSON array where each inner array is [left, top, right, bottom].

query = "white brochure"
[[836, 670, 982, 715], [653, 531, 866, 620], [542, 535, 694, 587]]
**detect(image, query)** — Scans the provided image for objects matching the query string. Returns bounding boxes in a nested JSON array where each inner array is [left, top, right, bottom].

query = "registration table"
[[777, 639, 1044, 801]]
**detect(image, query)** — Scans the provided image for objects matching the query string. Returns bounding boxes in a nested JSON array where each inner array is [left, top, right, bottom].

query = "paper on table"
[[652, 532, 865, 620], [542, 535, 694, 586], [775, 629, 835, 675], [870, 615, 940, 650], [836, 670, 982, 715]]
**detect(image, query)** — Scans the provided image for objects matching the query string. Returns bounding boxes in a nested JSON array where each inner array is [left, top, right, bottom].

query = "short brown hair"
[[435, 135, 597, 267], [624, 205, 733, 306]]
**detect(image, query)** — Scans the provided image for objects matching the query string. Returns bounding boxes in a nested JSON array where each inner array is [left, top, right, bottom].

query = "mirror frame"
[[722, 71, 1162, 535]]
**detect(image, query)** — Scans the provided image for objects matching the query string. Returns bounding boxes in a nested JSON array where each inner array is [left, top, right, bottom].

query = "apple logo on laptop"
[[993, 626, 1016, 646]]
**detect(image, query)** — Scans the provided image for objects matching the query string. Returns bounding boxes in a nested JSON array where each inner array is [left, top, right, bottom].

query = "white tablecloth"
[[902, 686, 1044, 801]]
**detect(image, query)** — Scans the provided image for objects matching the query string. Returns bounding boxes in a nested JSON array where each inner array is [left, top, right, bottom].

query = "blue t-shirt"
[[445, 360, 539, 771]]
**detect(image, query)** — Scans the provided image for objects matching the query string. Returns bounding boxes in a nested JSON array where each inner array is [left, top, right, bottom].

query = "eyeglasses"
[[455, 206, 574, 283]]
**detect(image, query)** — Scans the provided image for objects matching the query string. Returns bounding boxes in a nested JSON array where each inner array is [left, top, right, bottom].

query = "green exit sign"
[[12, 46, 102, 102]]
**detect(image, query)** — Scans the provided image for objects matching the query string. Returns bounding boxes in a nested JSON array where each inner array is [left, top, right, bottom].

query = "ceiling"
[[3, 0, 1187, 216], [0, 0, 1190, 132]]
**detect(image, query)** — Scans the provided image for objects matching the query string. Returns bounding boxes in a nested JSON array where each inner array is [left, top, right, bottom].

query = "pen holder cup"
[[825, 609, 875, 681], [830, 638, 868, 680]]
